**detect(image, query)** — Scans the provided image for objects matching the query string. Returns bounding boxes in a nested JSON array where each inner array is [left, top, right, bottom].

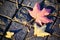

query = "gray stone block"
[[0, 1, 16, 18], [8, 22, 28, 40]]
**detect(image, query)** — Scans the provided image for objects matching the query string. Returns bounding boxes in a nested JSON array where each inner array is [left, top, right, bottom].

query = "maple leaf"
[[28, 3, 53, 25], [5, 31, 14, 38], [33, 23, 50, 37]]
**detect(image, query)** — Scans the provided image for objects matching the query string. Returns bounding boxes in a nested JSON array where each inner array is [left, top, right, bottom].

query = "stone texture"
[[0, 0, 60, 40], [23, 0, 43, 8], [8, 22, 28, 40], [52, 19, 60, 36], [0, 16, 10, 34], [0, 1, 16, 18], [15, 7, 32, 22]]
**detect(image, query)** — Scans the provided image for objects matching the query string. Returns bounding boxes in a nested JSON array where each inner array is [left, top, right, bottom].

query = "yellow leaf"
[[5, 31, 14, 38], [33, 23, 50, 37]]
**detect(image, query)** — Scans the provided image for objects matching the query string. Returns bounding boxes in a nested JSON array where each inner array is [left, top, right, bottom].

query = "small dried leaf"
[[5, 31, 14, 38], [33, 23, 50, 37]]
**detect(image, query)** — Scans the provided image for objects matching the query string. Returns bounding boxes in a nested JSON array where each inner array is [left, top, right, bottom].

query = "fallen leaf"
[[33, 23, 50, 37], [28, 2, 53, 25], [5, 31, 14, 38]]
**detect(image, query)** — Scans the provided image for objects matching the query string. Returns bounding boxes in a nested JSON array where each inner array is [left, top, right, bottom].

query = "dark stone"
[[0, 1, 16, 18], [8, 22, 28, 40], [0, 16, 10, 33], [15, 7, 32, 22]]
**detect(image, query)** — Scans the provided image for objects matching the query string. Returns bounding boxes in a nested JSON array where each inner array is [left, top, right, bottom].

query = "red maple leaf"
[[28, 3, 53, 25]]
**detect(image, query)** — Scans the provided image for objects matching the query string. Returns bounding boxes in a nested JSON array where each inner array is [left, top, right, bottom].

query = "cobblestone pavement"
[[0, 0, 60, 40]]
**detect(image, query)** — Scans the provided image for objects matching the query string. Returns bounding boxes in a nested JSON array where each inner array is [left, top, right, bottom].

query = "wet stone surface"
[[8, 22, 28, 40], [13, 30, 27, 40], [48, 36, 60, 40], [0, 0, 60, 40], [0, 1, 16, 18], [15, 7, 33, 22], [8, 22, 27, 31], [52, 19, 60, 36], [23, 0, 43, 8], [0, 16, 10, 34]]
